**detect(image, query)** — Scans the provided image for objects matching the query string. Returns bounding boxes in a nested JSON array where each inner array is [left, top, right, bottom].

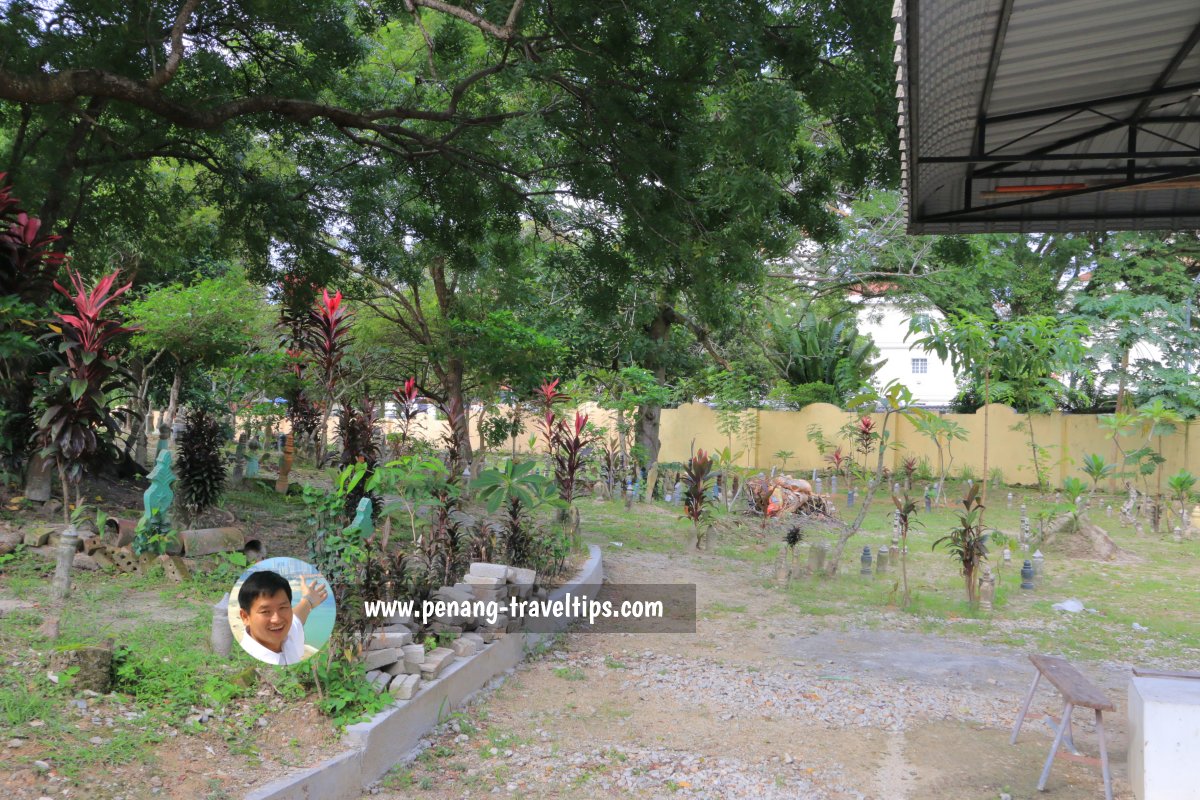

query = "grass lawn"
[[578, 485, 1200, 667]]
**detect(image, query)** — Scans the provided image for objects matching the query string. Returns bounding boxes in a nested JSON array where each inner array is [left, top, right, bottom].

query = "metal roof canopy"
[[896, 0, 1200, 234]]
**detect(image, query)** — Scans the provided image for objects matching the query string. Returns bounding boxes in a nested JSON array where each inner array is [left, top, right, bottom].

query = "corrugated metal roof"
[[897, 0, 1200, 233]]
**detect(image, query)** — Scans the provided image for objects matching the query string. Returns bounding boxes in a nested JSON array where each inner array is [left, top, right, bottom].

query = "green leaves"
[[472, 459, 557, 515]]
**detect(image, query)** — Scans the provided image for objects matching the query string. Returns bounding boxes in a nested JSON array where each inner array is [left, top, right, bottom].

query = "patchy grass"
[[578, 488, 1200, 667]]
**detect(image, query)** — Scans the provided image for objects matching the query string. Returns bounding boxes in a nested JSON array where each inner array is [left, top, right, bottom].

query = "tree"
[[825, 380, 918, 575], [125, 271, 266, 429]]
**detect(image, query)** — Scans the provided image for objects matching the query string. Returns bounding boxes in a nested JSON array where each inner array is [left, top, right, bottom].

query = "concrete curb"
[[245, 545, 603, 800]]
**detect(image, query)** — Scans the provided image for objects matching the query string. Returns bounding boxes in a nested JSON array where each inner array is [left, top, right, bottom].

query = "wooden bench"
[[1011, 654, 1115, 800]]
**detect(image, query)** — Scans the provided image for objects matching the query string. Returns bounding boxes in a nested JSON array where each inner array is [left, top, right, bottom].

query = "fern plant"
[[176, 407, 227, 519]]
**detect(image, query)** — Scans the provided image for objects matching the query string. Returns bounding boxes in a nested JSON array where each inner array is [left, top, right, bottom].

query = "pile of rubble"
[[362, 562, 544, 701]]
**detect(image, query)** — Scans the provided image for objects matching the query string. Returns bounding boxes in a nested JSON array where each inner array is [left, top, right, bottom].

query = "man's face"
[[240, 589, 293, 653]]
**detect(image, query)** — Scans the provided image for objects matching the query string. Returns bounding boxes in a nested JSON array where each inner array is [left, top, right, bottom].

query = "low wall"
[[244, 545, 604, 800]]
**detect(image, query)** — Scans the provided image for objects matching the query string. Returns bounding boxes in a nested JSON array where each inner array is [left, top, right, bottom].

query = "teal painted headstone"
[[142, 449, 176, 528], [347, 497, 373, 539], [245, 438, 261, 478]]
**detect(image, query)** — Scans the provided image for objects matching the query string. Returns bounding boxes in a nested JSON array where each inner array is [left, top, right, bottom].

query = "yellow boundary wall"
[[274, 402, 1194, 486]]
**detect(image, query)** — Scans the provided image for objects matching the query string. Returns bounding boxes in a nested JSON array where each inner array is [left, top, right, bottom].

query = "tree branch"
[[146, 0, 203, 91]]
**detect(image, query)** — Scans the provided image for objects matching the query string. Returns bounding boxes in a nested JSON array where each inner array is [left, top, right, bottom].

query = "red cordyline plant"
[[681, 449, 716, 549], [824, 447, 847, 480], [311, 289, 353, 394], [0, 175, 67, 302], [310, 288, 353, 464], [37, 269, 137, 523], [551, 411, 597, 510], [390, 377, 421, 454]]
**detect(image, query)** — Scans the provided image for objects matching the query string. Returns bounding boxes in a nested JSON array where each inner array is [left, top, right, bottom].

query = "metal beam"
[[1129, 19, 1200, 124], [924, 150, 1200, 164], [984, 80, 1200, 125], [916, 210, 1200, 225], [917, 167, 1200, 222], [981, 166, 1200, 178]]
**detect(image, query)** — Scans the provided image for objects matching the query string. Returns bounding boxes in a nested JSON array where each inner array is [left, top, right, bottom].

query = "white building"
[[855, 298, 958, 407]]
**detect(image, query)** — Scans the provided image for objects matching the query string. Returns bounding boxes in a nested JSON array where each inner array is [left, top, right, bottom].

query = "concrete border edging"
[[245, 544, 603, 800]]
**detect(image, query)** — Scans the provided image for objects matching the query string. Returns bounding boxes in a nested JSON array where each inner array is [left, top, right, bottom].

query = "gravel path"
[[364, 549, 1134, 800]]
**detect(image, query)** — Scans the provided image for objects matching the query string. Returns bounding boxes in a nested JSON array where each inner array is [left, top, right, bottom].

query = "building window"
[[912, 357, 928, 374]]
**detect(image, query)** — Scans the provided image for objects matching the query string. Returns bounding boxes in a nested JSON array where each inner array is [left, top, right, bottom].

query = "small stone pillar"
[[846, 489, 855, 508], [775, 551, 790, 586], [1003, 547, 1011, 565], [275, 433, 295, 493], [859, 545, 872, 577], [979, 566, 996, 612], [1006, 492, 1013, 509], [1032, 549, 1044, 578], [1020, 560, 1035, 590], [211, 593, 233, 657], [924, 492, 932, 513], [245, 437, 261, 478], [814, 477, 823, 495], [51, 525, 80, 601], [875, 545, 889, 575], [1107, 504, 1113, 518], [831, 475, 838, 495], [231, 433, 248, 483]]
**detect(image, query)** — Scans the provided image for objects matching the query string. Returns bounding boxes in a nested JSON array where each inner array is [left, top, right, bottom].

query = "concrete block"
[[1130, 675, 1200, 800], [23, 528, 51, 547], [464, 574, 504, 587], [469, 562, 509, 580], [367, 630, 412, 650], [508, 566, 536, 585], [419, 647, 455, 678], [363, 648, 399, 671], [388, 674, 420, 700], [401, 644, 425, 664], [433, 585, 474, 604], [451, 638, 477, 658]]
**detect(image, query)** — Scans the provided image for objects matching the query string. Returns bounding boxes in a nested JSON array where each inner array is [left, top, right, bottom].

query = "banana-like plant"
[[473, 459, 561, 568]]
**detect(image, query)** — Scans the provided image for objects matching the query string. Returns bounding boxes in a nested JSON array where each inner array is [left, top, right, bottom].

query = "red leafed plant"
[[854, 416, 877, 456], [311, 289, 353, 395], [0, 175, 67, 302], [551, 411, 597, 510], [390, 377, 422, 454], [681, 449, 716, 549], [36, 268, 137, 523], [824, 447, 847, 479], [309, 288, 353, 465]]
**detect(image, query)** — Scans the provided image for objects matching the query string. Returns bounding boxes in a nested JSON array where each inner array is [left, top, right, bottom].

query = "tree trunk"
[[632, 307, 672, 505], [442, 358, 473, 471], [1110, 348, 1131, 492]]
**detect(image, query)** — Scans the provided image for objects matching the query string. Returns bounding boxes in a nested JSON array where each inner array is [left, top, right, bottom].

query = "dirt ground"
[[366, 549, 1133, 800]]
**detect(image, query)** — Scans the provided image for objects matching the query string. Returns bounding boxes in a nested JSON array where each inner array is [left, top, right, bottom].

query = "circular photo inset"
[[227, 557, 334, 666]]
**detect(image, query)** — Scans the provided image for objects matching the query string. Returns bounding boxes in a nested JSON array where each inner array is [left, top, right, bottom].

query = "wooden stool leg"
[[1095, 709, 1113, 800], [1038, 701, 1073, 792], [1011, 670, 1042, 744]]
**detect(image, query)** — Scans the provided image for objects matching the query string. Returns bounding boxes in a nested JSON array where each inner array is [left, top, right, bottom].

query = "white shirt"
[[239, 615, 306, 666]]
